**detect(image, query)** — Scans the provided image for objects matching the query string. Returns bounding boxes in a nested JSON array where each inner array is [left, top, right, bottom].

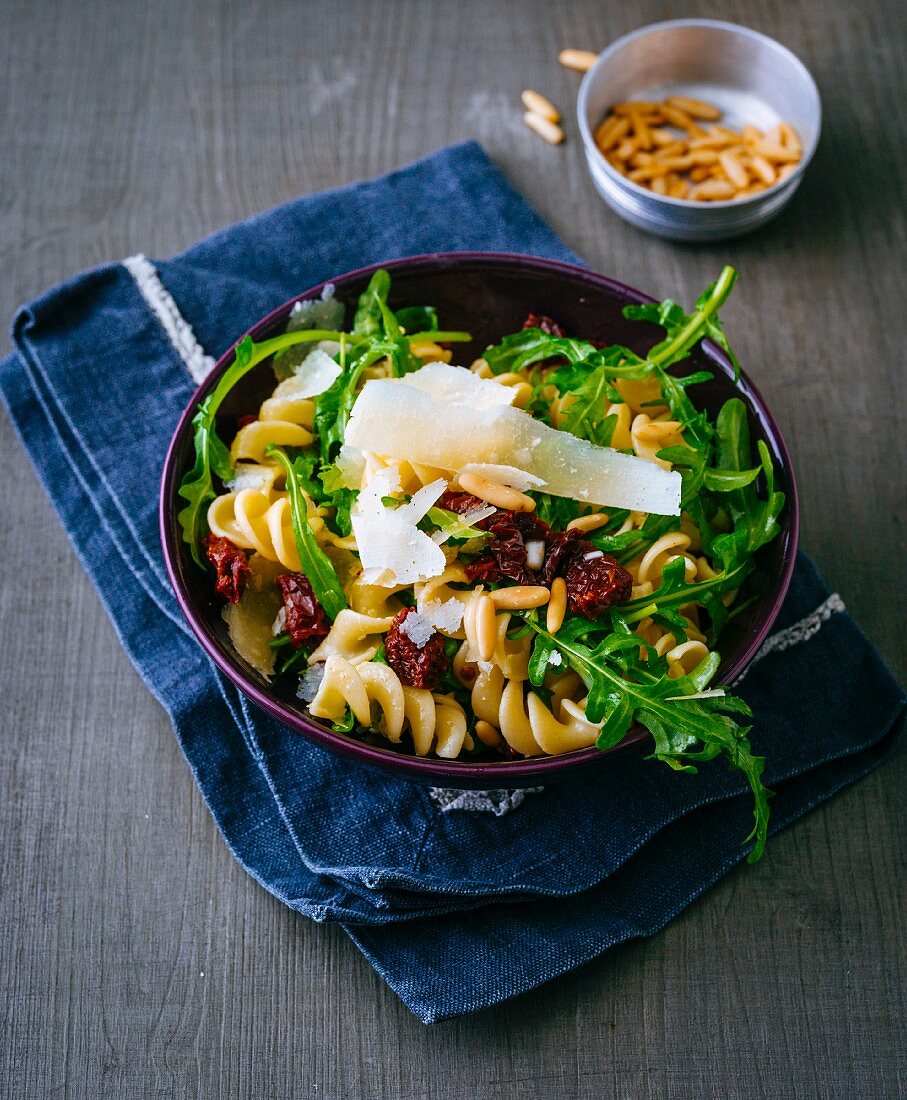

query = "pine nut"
[[474, 719, 502, 747], [749, 155, 776, 185], [753, 140, 800, 163], [567, 512, 609, 533], [546, 577, 567, 634], [594, 115, 629, 151], [665, 95, 722, 120], [611, 101, 662, 116], [778, 122, 802, 154], [692, 179, 736, 201], [718, 151, 749, 190], [521, 89, 560, 123], [659, 103, 700, 132], [490, 585, 550, 610], [613, 137, 640, 162], [628, 109, 653, 150], [524, 112, 564, 145], [458, 471, 536, 513], [475, 594, 497, 662], [558, 48, 598, 72]]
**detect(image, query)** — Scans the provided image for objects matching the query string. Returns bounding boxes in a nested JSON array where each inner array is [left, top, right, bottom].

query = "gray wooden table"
[[1, 2, 904, 1097]]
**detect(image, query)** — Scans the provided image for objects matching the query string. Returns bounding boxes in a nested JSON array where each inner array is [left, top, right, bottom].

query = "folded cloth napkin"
[[2, 142, 903, 1023]]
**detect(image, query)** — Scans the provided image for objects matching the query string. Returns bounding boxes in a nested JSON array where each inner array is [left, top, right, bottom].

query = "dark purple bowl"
[[160, 253, 798, 788]]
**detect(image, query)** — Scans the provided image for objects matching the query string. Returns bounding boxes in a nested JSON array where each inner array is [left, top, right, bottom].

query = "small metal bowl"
[[578, 19, 822, 241]]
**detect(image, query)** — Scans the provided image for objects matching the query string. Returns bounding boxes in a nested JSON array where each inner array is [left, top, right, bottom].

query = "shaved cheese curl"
[[346, 379, 682, 515]]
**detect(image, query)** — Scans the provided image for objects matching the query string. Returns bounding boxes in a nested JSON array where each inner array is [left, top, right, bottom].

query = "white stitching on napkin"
[[122, 254, 216, 384], [429, 787, 543, 816], [735, 592, 845, 683]]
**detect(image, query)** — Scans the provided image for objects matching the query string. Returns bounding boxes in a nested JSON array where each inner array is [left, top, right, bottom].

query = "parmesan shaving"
[[461, 505, 497, 526], [346, 379, 682, 515], [398, 611, 436, 649], [459, 463, 546, 491], [222, 554, 285, 679], [285, 347, 342, 396], [335, 444, 365, 489], [420, 597, 465, 635], [401, 361, 517, 409], [297, 663, 326, 702], [227, 463, 278, 494], [526, 540, 545, 570], [351, 468, 448, 586]]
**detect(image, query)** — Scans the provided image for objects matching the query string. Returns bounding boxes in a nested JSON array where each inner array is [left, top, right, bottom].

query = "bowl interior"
[[161, 254, 798, 788]]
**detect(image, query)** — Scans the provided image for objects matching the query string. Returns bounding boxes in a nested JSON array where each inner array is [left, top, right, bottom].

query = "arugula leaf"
[[522, 613, 770, 861], [394, 305, 438, 333], [589, 512, 675, 563], [353, 270, 392, 337], [318, 461, 356, 536], [177, 329, 346, 566], [265, 447, 347, 620], [314, 342, 390, 463], [530, 491, 583, 530], [624, 265, 740, 378], [426, 507, 492, 541]]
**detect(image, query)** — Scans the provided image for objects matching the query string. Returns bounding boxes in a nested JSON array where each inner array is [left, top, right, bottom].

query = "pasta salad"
[[178, 266, 783, 860]]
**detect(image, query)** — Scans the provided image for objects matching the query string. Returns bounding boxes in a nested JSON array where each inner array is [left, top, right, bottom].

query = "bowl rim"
[[577, 17, 823, 211], [160, 251, 800, 786]]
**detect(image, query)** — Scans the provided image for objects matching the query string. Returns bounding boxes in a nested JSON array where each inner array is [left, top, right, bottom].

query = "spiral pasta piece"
[[349, 579, 408, 619], [229, 373, 316, 464], [307, 610, 395, 666], [308, 655, 404, 740], [308, 656, 469, 757], [630, 414, 686, 469], [636, 531, 694, 586], [497, 679, 602, 756], [614, 376, 668, 416], [606, 402, 633, 449]]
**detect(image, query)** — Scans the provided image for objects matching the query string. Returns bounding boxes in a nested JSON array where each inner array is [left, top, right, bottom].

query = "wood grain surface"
[[0, 1, 904, 1097]]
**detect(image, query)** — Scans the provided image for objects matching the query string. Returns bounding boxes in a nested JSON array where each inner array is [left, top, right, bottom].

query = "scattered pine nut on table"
[[558, 48, 599, 72], [523, 111, 564, 145], [521, 89, 560, 123]]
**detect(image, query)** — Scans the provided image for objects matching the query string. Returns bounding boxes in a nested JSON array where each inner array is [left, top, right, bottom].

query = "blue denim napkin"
[[2, 142, 903, 1023]]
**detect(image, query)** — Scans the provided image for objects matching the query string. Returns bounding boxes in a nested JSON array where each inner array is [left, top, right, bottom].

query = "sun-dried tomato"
[[562, 545, 633, 617], [522, 312, 567, 338], [540, 528, 583, 586], [436, 491, 488, 516], [203, 534, 250, 604], [276, 573, 330, 649], [236, 413, 258, 430], [385, 608, 449, 690], [465, 510, 551, 585]]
